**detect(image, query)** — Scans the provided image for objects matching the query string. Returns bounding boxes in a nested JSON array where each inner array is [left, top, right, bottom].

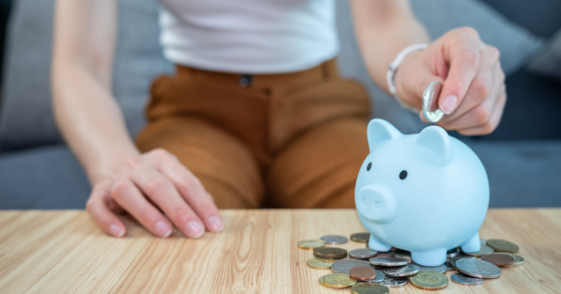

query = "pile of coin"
[[299, 234, 524, 293]]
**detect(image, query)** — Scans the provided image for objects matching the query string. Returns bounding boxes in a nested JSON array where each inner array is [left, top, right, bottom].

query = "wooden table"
[[0, 209, 560, 293]]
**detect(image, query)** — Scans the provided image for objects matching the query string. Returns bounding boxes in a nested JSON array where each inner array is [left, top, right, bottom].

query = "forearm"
[[52, 64, 139, 185], [350, 0, 430, 93], [52, 0, 136, 185]]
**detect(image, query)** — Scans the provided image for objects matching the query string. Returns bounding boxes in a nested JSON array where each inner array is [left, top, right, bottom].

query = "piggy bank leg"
[[368, 235, 392, 252], [460, 232, 481, 253], [411, 249, 447, 266]]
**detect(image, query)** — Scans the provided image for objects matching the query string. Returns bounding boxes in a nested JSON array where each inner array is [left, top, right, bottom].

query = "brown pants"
[[136, 60, 371, 209]]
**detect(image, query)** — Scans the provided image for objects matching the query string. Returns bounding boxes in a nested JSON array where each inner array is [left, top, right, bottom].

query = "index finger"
[[439, 29, 482, 114]]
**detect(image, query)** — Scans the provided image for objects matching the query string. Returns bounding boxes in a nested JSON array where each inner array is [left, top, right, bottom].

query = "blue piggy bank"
[[355, 119, 489, 266]]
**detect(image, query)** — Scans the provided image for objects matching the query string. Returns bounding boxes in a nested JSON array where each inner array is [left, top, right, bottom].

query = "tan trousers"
[[136, 60, 371, 209]]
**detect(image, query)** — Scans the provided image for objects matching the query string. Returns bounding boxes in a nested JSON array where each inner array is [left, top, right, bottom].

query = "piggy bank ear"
[[414, 126, 453, 165], [367, 119, 402, 152]]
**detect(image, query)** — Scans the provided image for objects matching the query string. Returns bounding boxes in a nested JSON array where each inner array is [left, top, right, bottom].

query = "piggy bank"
[[355, 119, 489, 266]]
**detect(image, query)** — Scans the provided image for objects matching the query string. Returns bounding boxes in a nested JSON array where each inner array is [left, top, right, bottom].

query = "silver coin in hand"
[[422, 81, 444, 123]]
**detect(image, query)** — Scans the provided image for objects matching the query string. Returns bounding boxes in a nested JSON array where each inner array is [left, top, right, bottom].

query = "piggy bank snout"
[[357, 184, 397, 223]]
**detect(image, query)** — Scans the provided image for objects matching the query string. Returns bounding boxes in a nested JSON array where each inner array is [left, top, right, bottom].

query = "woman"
[[52, 0, 505, 238]]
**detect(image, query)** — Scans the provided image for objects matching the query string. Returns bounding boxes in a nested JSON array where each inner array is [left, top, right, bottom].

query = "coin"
[[481, 239, 487, 246], [412, 262, 448, 274], [320, 235, 348, 245], [450, 273, 483, 286], [351, 233, 370, 243], [307, 258, 336, 270], [447, 247, 459, 258], [482, 253, 515, 266], [496, 252, 524, 266], [444, 260, 453, 272], [380, 276, 409, 288], [332, 259, 371, 274], [455, 258, 501, 279], [422, 81, 444, 123], [350, 248, 378, 259], [350, 266, 377, 281], [392, 250, 411, 260], [449, 255, 475, 269], [365, 270, 386, 283], [369, 257, 409, 267], [410, 270, 449, 290], [351, 283, 390, 294], [321, 273, 357, 288], [314, 247, 347, 259], [298, 239, 325, 249], [383, 264, 419, 277], [464, 244, 494, 256], [487, 239, 519, 253]]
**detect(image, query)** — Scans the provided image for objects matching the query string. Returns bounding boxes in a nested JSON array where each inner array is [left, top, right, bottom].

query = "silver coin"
[[496, 252, 524, 266], [380, 276, 409, 288], [447, 248, 459, 258], [463, 244, 494, 257], [422, 81, 444, 123], [451, 273, 483, 286], [320, 235, 348, 245], [455, 258, 501, 279], [449, 255, 475, 270], [444, 260, 453, 272], [331, 259, 370, 274], [392, 250, 411, 260], [364, 270, 385, 283], [349, 248, 378, 259], [412, 262, 448, 274], [369, 257, 409, 267], [383, 264, 419, 277]]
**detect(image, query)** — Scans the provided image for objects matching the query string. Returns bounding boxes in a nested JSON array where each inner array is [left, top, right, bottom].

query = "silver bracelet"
[[386, 43, 428, 113]]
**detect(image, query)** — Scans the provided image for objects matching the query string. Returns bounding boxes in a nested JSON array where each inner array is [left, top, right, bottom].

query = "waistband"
[[175, 59, 339, 89]]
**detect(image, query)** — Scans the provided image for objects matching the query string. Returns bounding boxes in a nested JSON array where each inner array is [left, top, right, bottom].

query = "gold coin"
[[487, 239, 519, 253], [321, 273, 357, 288], [351, 283, 390, 294], [298, 239, 325, 249], [306, 258, 335, 270], [410, 270, 449, 290], [496, 252, 524, 266]]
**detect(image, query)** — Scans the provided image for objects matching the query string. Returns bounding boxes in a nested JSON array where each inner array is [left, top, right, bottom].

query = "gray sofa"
[[0, 0, 560, 209]]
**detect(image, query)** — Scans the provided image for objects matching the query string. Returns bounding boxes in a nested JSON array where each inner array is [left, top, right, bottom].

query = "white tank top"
[[158, 0, 339, 74]]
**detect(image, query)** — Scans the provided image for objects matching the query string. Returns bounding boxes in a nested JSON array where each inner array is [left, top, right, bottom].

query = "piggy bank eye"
[[366, 162, 372, 171], [399, 170, 408, 180]]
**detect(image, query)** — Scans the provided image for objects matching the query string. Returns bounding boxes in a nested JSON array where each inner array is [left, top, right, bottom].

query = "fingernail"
[[207, 216, 223, 232], [186, 221, 204, 238], [441, 95, 458, 114], [155, 221, 172, 238], [109, 224, 124, 237]]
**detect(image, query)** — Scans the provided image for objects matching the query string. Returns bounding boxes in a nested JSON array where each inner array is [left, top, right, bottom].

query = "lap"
[[135, 117, 264, 209], [266, 118, 369, 208]]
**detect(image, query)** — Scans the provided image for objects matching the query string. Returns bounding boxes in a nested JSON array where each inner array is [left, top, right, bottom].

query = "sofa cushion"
[[0, 0, 173, 152], [0, 145, 90, 209]]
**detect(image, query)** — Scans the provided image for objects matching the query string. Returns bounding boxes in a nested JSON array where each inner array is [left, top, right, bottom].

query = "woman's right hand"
[[86, 148, 223, 238]]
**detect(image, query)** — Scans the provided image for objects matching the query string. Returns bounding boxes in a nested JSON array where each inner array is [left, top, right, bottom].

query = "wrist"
[[87, 145, 140, 186], [386, 43, 427, 113]]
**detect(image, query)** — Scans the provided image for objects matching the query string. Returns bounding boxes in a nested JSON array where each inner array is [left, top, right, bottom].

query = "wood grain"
[[0, 209, 560, 293]]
